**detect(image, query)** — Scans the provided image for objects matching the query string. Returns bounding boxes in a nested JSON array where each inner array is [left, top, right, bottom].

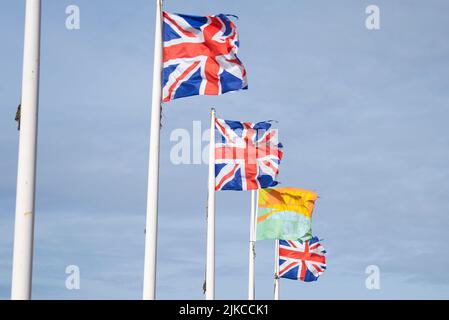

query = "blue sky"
[[1, 0, 449, 300]]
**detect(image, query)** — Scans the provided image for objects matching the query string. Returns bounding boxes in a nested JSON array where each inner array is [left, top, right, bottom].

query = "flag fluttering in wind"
[[162, 12, 248, 102], [279, 237, 327, 282], [257, 187, 318, 241], [144, 2, 250, 300], [215, 119, 284, 191]]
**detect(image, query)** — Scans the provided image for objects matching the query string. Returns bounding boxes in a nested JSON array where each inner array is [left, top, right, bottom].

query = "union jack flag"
[[215, 118, 283, 191], [163, 12, 248, 102], [279, 237, 327, 282]]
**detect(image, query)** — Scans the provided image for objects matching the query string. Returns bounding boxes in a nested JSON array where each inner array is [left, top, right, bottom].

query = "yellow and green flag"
[[256, 187, 318, 241]]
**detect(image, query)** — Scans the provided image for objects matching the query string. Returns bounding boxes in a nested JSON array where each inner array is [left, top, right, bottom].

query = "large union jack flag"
[[163, 12, 248, 102], [279, 237, 327, 282], [215, 118, 283, 191]]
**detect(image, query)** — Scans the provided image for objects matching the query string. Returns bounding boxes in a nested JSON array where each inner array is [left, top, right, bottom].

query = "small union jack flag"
[[215, 118, 283, 191], [163, 12, 248, 102], [279, 237, 327, 282]]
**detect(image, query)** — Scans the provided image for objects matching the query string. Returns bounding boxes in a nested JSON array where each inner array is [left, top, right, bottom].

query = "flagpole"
[[274, 239, 280, 300], [248, 190, 258, 300], [205, 108, 216, 300], [143, 0, 163, 300], [11, 0, 41, 300]]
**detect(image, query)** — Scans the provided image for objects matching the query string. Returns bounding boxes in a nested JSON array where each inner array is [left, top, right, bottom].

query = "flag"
[[162, 12, 248, 102], [215, 118, 284, 191], [257, 187, 318, 241], [279, 237, 327, 282]]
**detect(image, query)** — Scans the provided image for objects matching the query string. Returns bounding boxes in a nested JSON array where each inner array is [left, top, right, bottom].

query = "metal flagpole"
[[205, 108, 216, 300], [248, 190, 258, 300], [11, 0, 41, 301], [143, 0, 163, 300], [274, 239, 280, 300]]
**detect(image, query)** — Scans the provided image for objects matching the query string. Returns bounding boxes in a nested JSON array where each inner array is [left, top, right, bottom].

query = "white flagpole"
[[143, 0, 163, 300], [205, 108, 216, 300], [248, 190, 258, 300], [274, 239, 280, 300], [11, 0, 41, 301]]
